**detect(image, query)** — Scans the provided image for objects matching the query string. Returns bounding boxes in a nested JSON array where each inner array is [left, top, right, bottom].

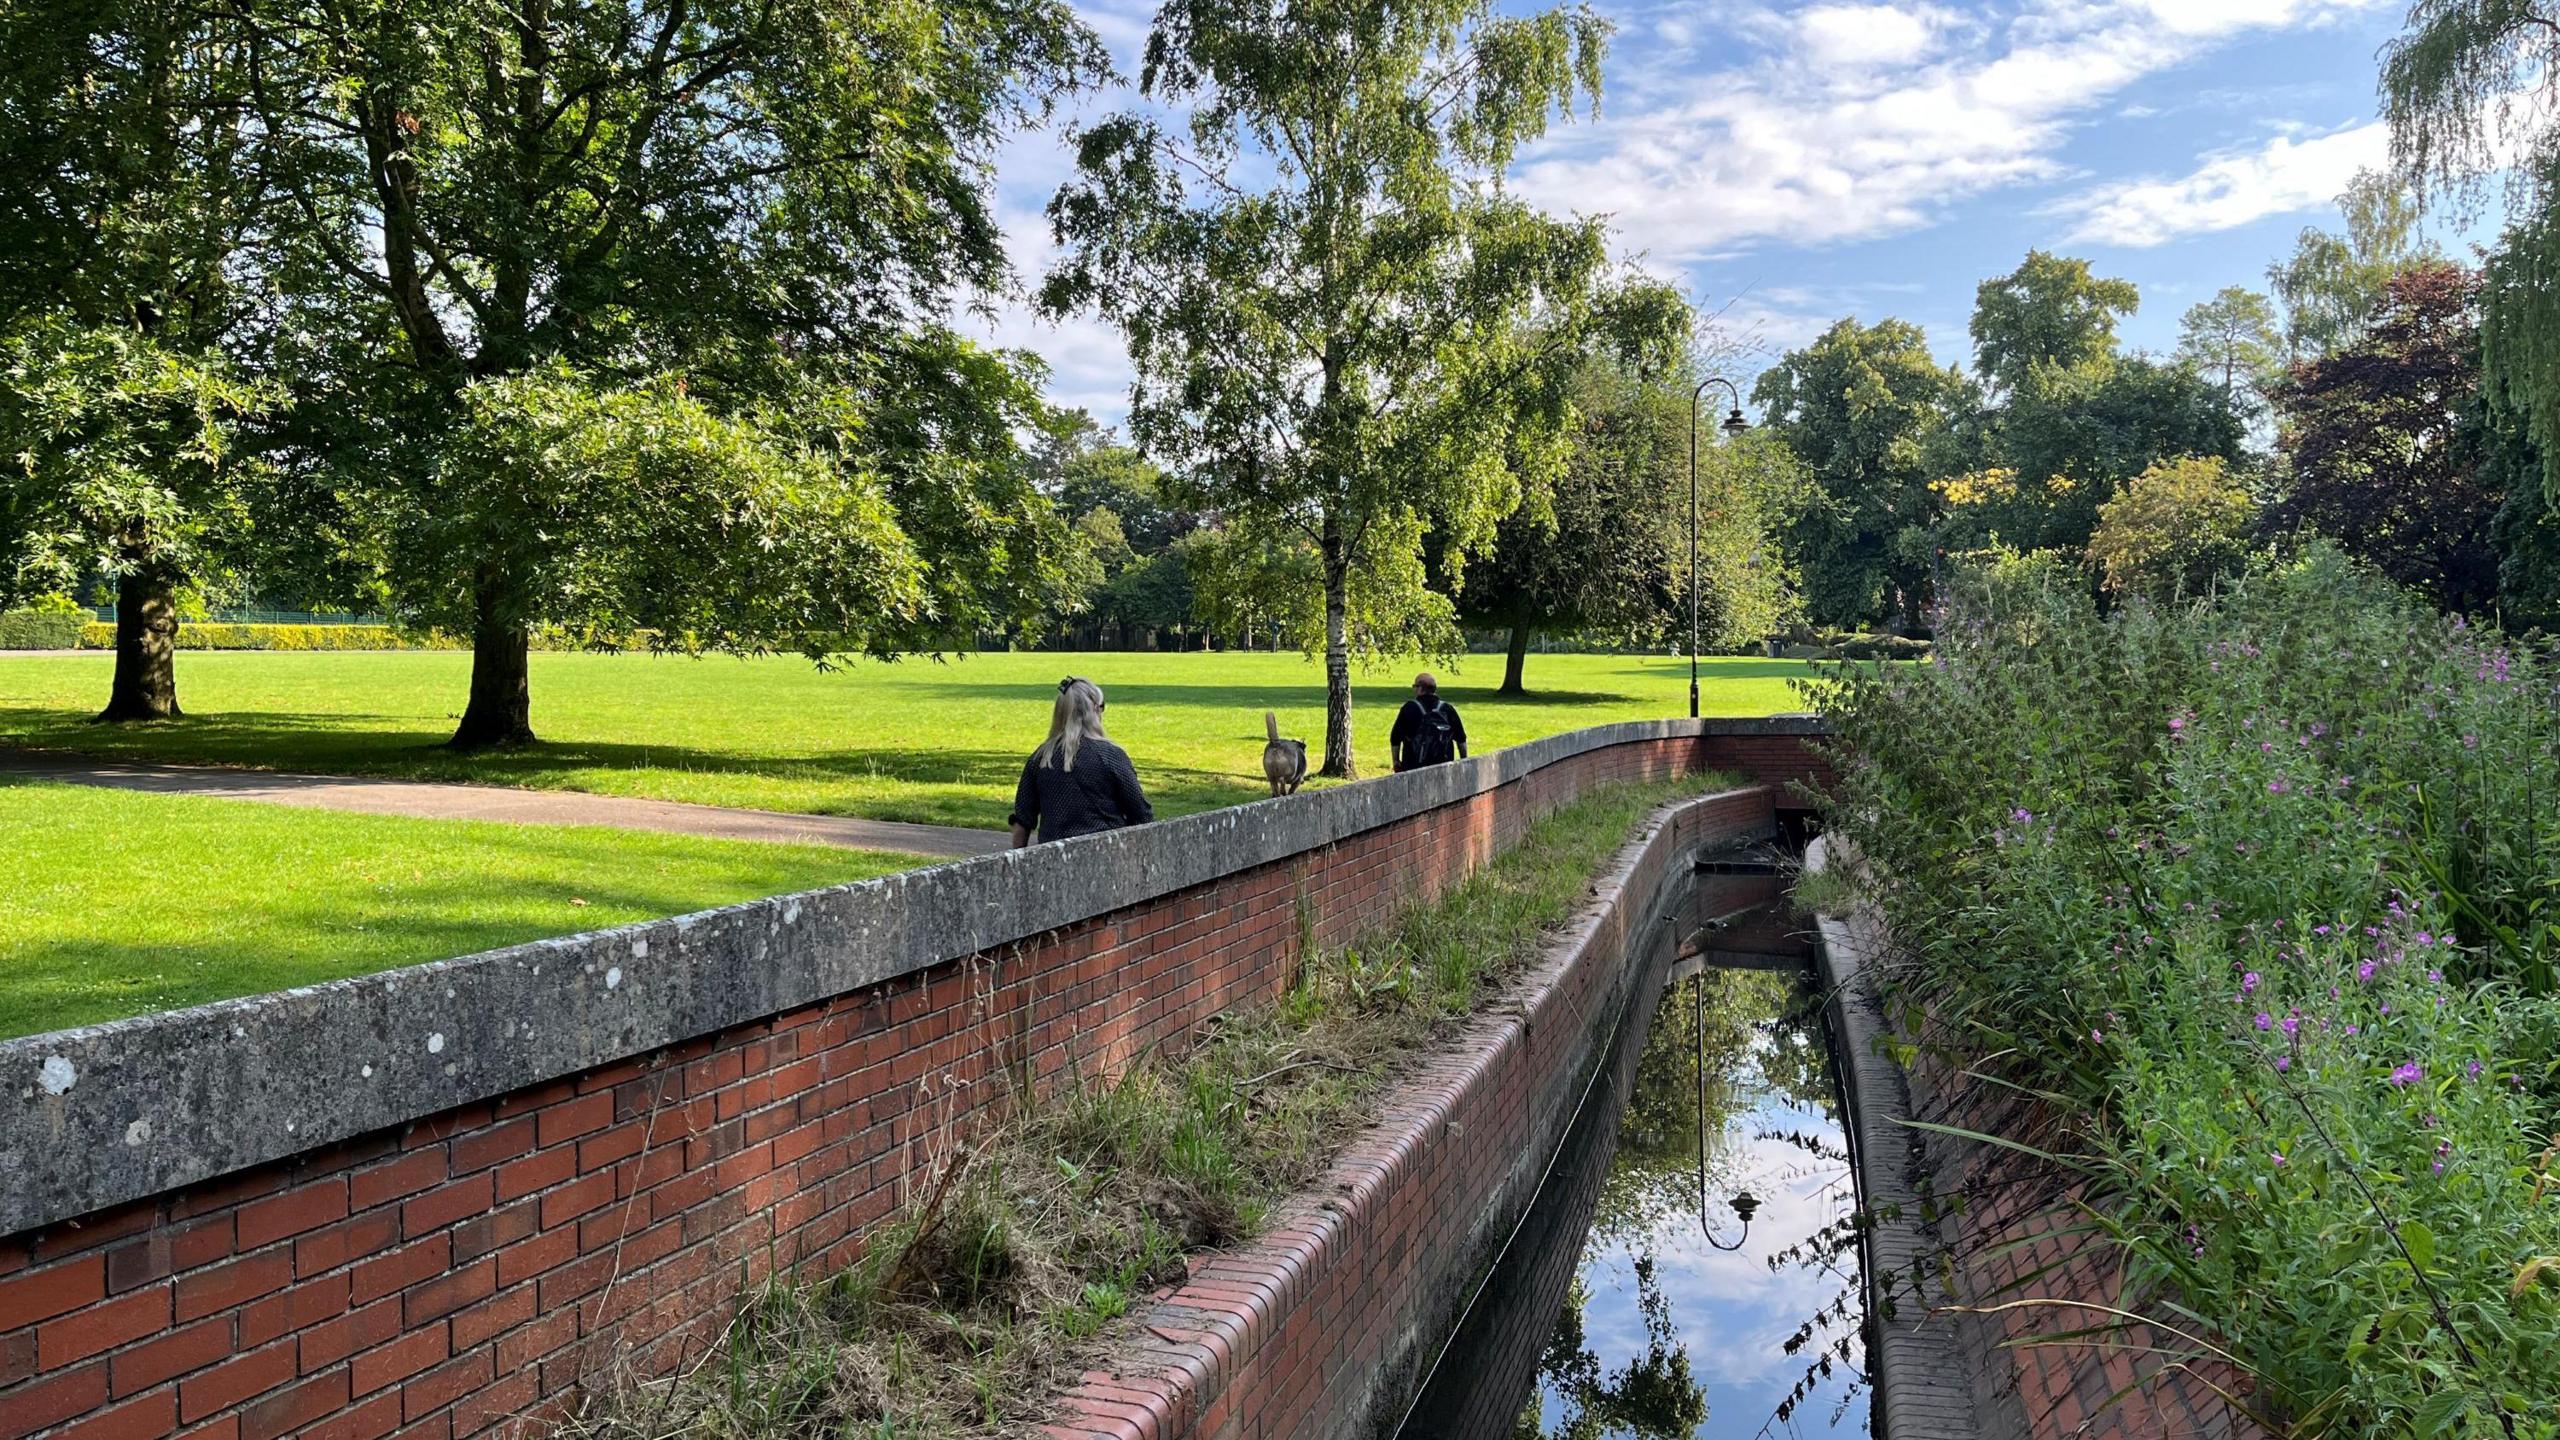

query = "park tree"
[[2086, 455, 2256, 601], [234, 0, 1103, 746], [2176, 286, 2282, 404], [1969, 251, 2140, 393], [1752, 318, 1962, 629], [0, 0, 284, 719], [1455, 359, 1683, 694], [2267, 170, 2433, 361], [1987, 356, 2249, 553], [2383, 6, 2560, 507], [2269, 261, 2505, 612], [1041, 0, 1689, 775]]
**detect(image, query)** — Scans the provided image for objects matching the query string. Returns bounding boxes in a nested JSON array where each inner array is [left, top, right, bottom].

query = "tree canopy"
[[1044, 0, 1687, 774], [2269, 260, 2505, 613], [33, 0, 1110, 746], [2267, 170, 2434, 362], [1752, 318, 1962, 629], [1970, 251, 2139, 393]]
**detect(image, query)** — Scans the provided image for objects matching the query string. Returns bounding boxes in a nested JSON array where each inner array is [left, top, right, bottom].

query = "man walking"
[[1389, 672, 1469, 772]]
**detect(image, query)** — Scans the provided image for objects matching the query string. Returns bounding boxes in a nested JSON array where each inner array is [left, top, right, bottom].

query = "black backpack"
[[1410, 702, 1458, 766]]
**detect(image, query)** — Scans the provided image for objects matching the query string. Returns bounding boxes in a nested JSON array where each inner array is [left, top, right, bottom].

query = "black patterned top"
[[1009, 737, 1155, 842]]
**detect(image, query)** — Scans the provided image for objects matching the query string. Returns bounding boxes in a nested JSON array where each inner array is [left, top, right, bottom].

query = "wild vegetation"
[[1813, 547, 2560, 1438], [562, 775, 1719, 1440]]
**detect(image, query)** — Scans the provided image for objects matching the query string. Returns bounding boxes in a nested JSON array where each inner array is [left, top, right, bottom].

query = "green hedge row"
[[0, 611, 85, 648], [73, 622, 461, 651]]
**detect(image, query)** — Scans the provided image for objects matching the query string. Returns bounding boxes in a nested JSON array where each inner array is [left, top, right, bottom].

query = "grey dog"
[[1262, 712, 1308, 796]]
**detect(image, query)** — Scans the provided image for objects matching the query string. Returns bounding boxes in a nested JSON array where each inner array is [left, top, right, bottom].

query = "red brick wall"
[[1042, 787, 1775, 1440], [1909, 1054, 2271, 1440], [1, 732, 1817, 1440]]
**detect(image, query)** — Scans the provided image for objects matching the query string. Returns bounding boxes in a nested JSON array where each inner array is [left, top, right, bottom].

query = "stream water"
[[1395, 866, 1871, 1440]]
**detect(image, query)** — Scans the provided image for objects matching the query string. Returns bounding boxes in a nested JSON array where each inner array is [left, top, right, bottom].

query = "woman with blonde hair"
[[1008, 676, 1154, 847]]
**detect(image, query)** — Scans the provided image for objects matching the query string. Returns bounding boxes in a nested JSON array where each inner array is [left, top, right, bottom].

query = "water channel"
[[1394, 863, 1871, 1440]]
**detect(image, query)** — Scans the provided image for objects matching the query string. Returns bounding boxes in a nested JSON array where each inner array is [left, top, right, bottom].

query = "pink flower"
[[2270, 1151, 2288, 1167]]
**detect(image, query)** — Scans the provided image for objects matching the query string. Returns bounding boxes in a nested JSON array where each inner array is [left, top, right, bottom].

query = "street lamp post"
[[1693, 975, 1760, 1252], [1687, 378, 1751, 718]]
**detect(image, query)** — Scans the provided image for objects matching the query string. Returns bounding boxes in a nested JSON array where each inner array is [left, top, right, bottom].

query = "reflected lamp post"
[[1692, 974, 1761, 1252], [1687, 379, 1751, 718]]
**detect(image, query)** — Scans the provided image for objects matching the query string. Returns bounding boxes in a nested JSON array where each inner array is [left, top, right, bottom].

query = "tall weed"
[[1813, 545, 2560, 1437]]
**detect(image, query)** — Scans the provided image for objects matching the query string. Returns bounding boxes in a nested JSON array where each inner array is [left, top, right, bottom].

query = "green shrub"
[[1812, 544, 2560, 1437], [74, 622, 462, 651], [65, 621, 666, 652], [0, 611, 84, 648]]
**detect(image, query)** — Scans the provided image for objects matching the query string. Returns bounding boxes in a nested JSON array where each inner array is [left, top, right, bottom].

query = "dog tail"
[[1265, 710, 1280, 744]]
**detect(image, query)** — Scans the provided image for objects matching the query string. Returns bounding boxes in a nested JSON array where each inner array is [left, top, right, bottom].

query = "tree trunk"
[[97, 565, 182, 722], [1319, 516, 1355, 779], [1500, 623, 1532, 696], [452, 578, 534, 748]]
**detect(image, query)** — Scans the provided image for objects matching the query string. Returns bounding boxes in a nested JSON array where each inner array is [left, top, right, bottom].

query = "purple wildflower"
[[2390, 1062, 2424, 1088]]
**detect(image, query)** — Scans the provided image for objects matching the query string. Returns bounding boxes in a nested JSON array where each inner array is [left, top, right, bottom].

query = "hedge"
[[62, 623, 674, 652], [74, 622, 466, 652], [0, 611, 85, 649]]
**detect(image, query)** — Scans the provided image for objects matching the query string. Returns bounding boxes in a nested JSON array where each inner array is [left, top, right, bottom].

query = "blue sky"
[[973, 0, 2453, 422]]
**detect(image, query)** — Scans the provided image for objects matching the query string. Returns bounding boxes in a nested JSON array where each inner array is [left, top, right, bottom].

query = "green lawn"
[[0, 650, 1818, 826], [0, 780, 925, 1038]]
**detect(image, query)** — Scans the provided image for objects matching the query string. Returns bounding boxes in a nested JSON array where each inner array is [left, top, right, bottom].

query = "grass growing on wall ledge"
[[565, 773, 1730, 1440], [1811, 544, 2560, 1438]]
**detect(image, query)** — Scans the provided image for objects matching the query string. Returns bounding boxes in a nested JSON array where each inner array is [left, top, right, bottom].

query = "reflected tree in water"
[[1515, 1259, 1709, 1440], [1596, 971, 1837, 1242]]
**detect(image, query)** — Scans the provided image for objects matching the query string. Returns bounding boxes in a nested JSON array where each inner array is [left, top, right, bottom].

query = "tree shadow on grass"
[[890, 677, 1649, 710], [0, 708, 1270, 827]]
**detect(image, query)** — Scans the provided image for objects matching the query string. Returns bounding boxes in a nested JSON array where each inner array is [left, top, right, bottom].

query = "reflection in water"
[[1398, 881, 1867, 1440]]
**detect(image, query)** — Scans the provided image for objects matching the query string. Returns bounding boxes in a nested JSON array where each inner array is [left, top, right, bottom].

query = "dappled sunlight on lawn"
[[0, 650, 1822, 826]]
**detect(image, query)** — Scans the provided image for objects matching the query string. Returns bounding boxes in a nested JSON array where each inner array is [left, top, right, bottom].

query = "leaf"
[[2411, 1387, 2470, 1438], [2513, 1255, 2560, 1299], [2399, 1219, 2435, 1273]]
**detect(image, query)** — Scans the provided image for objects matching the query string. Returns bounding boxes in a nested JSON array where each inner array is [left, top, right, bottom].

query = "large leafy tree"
[[2385, 7, 2560, 506], [2269, 260, 2505, 612], [1041, 0, 1687, 776], [2268, 169, 2435, 361], [238, 0, 1102, 745], [1454, 358, 1686, 695], [1969, 251, 2139, 394], [0, 0, 283, 719], [1752, 318, 1962, 630], [1986, 355, 2249, 553], [2086, 455, 2256, 602], [2176, 286, 2282, 405]]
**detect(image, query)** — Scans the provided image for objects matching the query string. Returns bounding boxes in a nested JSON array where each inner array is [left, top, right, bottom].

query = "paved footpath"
[[1, 753, 1009, 859]]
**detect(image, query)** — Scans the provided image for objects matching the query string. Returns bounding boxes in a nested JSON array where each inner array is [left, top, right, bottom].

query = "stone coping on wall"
[[1803, 834, 1983, 1440], [1042, 785, 1759, 1440], [0, 717, 1827, 1242]]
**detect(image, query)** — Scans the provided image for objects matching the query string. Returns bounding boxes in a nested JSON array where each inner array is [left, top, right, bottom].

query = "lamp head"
[[1730, 1190, 1760, 1224], [1721, 407, 1750, 437]]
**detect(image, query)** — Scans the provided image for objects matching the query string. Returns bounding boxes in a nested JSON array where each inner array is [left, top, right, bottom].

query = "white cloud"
[[1796, 4, 1949, 68], [1509, 0, 2391, 261], [2056, 120, 2389, 246]]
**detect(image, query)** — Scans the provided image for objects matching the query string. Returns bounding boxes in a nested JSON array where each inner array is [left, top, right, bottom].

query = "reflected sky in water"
[[1521, 965, 1867, 1440]]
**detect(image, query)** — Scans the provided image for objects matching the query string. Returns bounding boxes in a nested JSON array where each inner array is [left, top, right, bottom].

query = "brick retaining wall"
[[1044, 788, 1766, 1440], [1807, 837, 2270, 1440], [1, 720, 1825, 1440]]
